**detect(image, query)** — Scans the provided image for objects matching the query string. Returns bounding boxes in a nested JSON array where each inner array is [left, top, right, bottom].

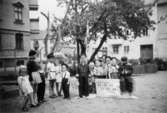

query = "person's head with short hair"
[[19, 65, 27, 76], [106, 56, 111, 65], [29, 50, 37, 60], [121, 56, 128, 65], [89, 61, 95, 70], [111, 58, 117, 65], [80, 54, 87, 65], [47, 53, 55, 63], [62, 64, 68, 72]]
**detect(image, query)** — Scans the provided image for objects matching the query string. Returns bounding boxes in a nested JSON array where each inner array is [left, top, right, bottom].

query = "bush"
[[133, 64, 158, 74], [129, 59, 139, 66], [154, 58, 167, 71]]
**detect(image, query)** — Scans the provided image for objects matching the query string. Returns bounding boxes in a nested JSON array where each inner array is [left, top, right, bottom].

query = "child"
[[61, 64, 70, 99], [94, 60, 104, 78], [37, 63, 46, 103], [110, 58, 119, 79], [55, 60, 62, 96], [17, 65, 36, 112], [118, 57, 137, 99], [88, 62, 96, 94], [47, 53, 57, 98]]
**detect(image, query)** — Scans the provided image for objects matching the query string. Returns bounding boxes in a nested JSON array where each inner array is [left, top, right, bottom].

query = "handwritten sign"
[[69, 77, 120, 97], [95, 79, 120, 97]]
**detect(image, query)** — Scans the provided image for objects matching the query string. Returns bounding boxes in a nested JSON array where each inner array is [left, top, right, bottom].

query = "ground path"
[[1, 71, 167, 113]]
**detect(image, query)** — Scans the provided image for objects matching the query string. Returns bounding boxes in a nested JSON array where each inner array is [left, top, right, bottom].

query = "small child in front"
[[61, 64, 70, 99], [17, 65, 36, 112]]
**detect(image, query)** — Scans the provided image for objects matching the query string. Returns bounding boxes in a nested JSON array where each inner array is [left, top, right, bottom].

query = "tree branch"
[[88, 33, 107, 64]]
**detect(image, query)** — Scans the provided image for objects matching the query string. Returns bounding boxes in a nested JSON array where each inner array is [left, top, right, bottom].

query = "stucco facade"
[[0, 0, 39, 72]]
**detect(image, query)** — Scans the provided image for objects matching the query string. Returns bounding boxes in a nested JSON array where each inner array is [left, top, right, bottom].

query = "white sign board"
[[70, 77, 120, 97], [95, 79, 120, 97]]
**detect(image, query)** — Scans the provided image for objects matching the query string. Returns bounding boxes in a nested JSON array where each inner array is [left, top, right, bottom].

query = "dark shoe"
[[79, 95, 83, 98], [36, 103, 41, 106], [30, 104, 39, 108], [41, 99, 47, 103], [49, 95, 56, 98], [22, 107, 29, 112]]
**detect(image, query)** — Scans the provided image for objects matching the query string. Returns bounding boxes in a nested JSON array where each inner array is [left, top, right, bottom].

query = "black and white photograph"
[[0, 0, 167, 113]]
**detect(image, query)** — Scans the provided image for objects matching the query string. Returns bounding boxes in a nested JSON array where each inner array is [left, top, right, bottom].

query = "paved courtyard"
[[1, 71, 167, 113]]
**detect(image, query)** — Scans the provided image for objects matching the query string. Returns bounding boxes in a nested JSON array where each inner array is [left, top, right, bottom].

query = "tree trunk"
[[44, 34, 49, 56], [88, 34, 107, 64], [76, 39, 80, 65], [51, 26, 61, 53], [78, 39, 86, 55]]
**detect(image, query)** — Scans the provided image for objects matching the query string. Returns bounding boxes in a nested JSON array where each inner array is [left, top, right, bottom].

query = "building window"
[[142, 27, 148, 36], [16, 60, 24, 66], [4, 59, 15, 67], [124, 46, 130, 54], [113, 45, 119, 54], [0, 34, 2, 50], [0, 60, 3, 68], [15, 33, 24, 50], [13, 2, 24, 24]]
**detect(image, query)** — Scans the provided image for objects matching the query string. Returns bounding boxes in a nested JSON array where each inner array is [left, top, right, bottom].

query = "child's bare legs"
[[33, 84, 38, 104], [56, 82, 62, 96], [49, 80, 56, 97], [22, 95, 29, 111], [29, 93, 36, 105]]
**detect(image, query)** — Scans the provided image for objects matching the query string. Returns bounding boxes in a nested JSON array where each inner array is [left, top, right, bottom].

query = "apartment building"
[[0, 0, 39, 74]]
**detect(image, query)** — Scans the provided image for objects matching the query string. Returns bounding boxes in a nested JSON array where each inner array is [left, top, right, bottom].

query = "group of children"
[[47, 53, 70, 99], [17, 50, 137, 111], [17, 50, 71, 112], [87, 56, 136, 98]]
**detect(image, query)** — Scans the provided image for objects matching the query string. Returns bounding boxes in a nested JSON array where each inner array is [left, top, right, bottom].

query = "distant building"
[[87, 0, 167, 60], [0, 0, 39, 74]]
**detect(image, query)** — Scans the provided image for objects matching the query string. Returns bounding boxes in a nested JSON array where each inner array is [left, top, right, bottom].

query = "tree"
[[52, 0, 156, 63]]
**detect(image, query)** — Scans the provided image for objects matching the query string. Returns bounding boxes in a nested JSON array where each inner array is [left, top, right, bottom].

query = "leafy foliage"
[[52, 0, 155, 61]]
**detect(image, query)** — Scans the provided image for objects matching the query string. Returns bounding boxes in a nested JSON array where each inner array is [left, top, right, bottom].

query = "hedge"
[[133, 64, 158, 74]]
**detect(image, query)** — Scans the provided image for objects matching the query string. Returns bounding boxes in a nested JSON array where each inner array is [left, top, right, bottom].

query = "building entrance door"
[[140, 44, 153, 59]]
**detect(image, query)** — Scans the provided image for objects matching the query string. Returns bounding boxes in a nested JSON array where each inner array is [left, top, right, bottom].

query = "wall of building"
[[0, 0, 30, 32], [156, 2, 167, 58], [0, 0, 38, 73]]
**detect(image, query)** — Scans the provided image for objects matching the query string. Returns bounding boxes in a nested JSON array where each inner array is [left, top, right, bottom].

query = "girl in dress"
[[17, 65, 36, 111], [110, 58, 119, 79], [55, 59, 62, 96], [88, 62, 96, 94]]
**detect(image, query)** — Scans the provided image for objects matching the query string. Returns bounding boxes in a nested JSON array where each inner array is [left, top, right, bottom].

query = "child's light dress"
[[17, 75, 33, 96]]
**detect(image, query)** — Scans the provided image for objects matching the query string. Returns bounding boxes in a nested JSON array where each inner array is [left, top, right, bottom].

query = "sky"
[[38, 0, 156, 30], [38, 0, 66, 30]]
